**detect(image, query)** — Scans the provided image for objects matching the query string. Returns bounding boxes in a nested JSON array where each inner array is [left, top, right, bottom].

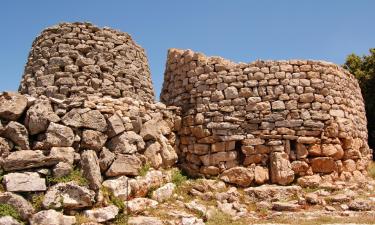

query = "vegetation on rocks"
[[47, 168, 88, 186], [0, 203, 22, 222]]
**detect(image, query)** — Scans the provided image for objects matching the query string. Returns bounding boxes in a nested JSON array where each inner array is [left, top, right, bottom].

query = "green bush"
[[0, 203, 22, 222], [139, 163, 151, 177], [171, 168, 187, 187], [47, 168, 88, 186]]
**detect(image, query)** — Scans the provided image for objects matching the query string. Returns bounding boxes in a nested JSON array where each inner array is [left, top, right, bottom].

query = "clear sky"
[[1, 0, 374, 99]]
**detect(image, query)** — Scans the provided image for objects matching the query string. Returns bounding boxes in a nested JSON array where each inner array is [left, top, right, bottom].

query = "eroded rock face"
[[0, 92, 28, 121], [3, 172, 46, 192], [0, 192, 35, 220], [83, 205, 119, 223], [42, 182, 95, 209], [62, 109, 107, 132], [270, 152, 294, 185], [29, 210, 76, 225], [3, 150, 59, 171], [25, 99, 60, 135], [106, 154, 142, 177], [219, 167, 254, 187], [81, 150, 102, 190], [45, 122, 74, 148], [3, 121, 29, 150]]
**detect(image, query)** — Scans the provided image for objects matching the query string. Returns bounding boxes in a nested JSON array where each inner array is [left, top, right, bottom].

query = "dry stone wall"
[[161, 48, 372, 186], [19, 22, 154, 102]]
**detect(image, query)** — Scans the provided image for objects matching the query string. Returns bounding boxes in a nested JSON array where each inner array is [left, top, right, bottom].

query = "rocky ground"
[[1, 165, 374, 225]]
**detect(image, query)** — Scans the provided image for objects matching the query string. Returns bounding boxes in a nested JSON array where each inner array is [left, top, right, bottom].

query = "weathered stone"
[[98, 147, 115, 172], [270, 152, 294, 185], [81, 150, 102, 191], [0, 92, 27, 121], [0, 137, 12, 157], [219, 167, 254, 187], [126, 198, 158, 214], [128, 216, 163, 225], [297, 174, 321, 188], [271, 100, 285, 110], [224, 86, 238, 99], [3, 150, 59, 171], [310, 157, 337, 173], [84, 205, 119, 223], [140, 118, 170, 141], [0, 192, 34, 220], [62, 109, 107, 132], [106, 154, 142, 177], [299, 93, 314, 103], [30, 209, 76, 225], [144, 142, 162, 168], [45, 122, 74, 147], [42, 182, 95, 209], [81, 130, 107, 151], [102, 176, 131, 200], [151, 183, 175, 202], [53, 162, 73, 178], [106, 131, 145, 154], [3, 172, 46, 192], [272, 202, 300, 211], [3, 121, 29, 149], [254, 166, 269, 185], [25, 99, 59, 135], [0, 216, 21, 225], [245, 185, 302, 201], [200, 151, 237, 166], [106, 114, 125, 138]]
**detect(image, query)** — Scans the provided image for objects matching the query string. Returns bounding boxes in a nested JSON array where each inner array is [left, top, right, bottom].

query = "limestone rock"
[[81, 150, 102, 190], [245, 185, 302, 201], [49, 147, 75, 164], [30, 209, 76, 225], [0, 137, 12, 157], [144, 142, 162, 168], [270, 152, 294, 185], [81, 130, 107, 151], [0, 92, 27, 121], [219, 167, 254, 187], [151, 183, 176, 202], [3, 121, 29, 149], [53, 162, 73, 178], [106, 114, 125, 138], [297, 174, 321, 188], [43, 182, 95, 209], [107, 131, 145, 154], [126, 198, 158, 214], [0, 192, 34, 220], [254, 166, 269, 185], [272, 202, 300, 211], [102, 176, 131, 200], [83, 205, 119, 222], [45, 122, 74, 147], [0, 216, 22, 225], [106, 154, 142, 177], [3, 172, 46, 192], [140, 118, 170, 141], [3, 150, 59, 171], [98, 147, 115, 172], [310, 157, 337, 173], [25, 99, 59, 135], [62, 109, 107, 132], [128, 216, 163, 225]]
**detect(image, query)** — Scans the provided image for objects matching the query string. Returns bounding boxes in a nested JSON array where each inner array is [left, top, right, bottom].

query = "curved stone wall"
[[19, 22, 154, 102], [161, 48, 372, 185]]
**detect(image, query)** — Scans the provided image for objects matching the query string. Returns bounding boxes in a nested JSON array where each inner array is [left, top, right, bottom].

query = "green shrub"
[[0, 203, 22, 222], [31, 194, 45, 212], [47, 168, 88, 186], [171, 168, 187, 187], [139, 163, 151, 177]]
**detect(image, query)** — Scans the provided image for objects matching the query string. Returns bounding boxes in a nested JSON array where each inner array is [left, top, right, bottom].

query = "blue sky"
[[1, 0, 374, 99]]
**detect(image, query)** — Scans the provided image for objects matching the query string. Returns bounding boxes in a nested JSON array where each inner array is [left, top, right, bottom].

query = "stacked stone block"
[[161, 48, 372, 186], [19, 22, 154, 102]]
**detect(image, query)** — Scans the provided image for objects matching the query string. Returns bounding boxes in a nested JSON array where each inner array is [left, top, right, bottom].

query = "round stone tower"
[[19, 22, 155, 102], [161, 48, 372, 186]]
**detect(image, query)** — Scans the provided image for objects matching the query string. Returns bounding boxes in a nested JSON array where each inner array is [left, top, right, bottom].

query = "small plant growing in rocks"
[[47, 168, 88, 186], [171, 168, 187, 187], [139, 163, 151, 177], [0, 203, 23, 223]]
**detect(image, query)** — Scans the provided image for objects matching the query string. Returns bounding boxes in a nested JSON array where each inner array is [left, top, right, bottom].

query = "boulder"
[[0, 137, 12, 157], [272, 202, 300, 211], [129, 170, 165, 198], [98, 147, 115, 172], [53, 162, 73, 178], [140, 118, 171, 141], [151, 183, 176, 202], [42, 182, 95, 209], [30, 209, 76, 225], [45, 122, 74, 147], [102, 176, 131, 200], [106, 131, 145, 154], [83, 205, 119, 222], [126, 198, 158, 214], [81, 130, 107, 151], [128, 216, 163, 225], [0, 216, 22, 225], [3, 150, 59, 171], [219, 167, 254, 187], [106, 114, 125, 138], [297, 174, 321, 188], [0, 92, 27, 121], [3, 172, 46, 192], [144, 142, 162, 168], [3, 121, 29, 149], [62, 109, 107, 132], [159, 135, 178, 167], [81, 150, 102, 191], [0, 192, 34, 220], [49, 147, 75, 165], [254, 166, 269, 185], [106, 154, 142, 177], [25, 99, 59, 135], [310, 157, 337, 173], [270, 152, 294, 185], [244, 185, 302, 201]]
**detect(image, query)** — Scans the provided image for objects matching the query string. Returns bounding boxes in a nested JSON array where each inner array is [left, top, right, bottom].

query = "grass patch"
[[75, 214, 93, 224], [31, 193, 45, 212], [0, 203, 22, 222], [171, 168, 188, 187], [368, 162, 375, 179], [139, 163, 151, 177], [47, 168, 88, 186], [112, 213, 128, 225], [206, 210, 248, 225], [101, 187, 125, 211]]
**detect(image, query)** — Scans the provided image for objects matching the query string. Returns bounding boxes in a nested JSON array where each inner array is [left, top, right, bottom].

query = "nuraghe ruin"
[[0, 22, 373, 224]]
